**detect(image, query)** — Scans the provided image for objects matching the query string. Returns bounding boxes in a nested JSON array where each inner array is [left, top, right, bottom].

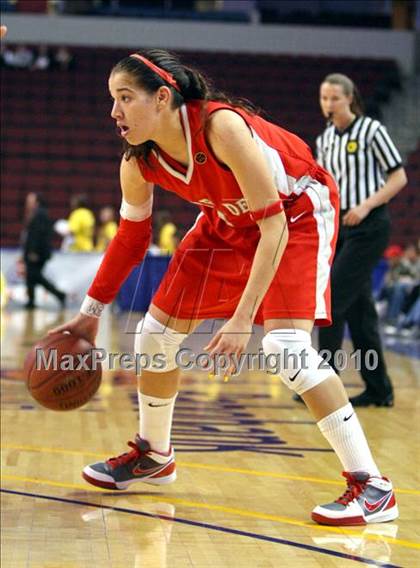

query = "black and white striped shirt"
[[316, 116, 402, 211]]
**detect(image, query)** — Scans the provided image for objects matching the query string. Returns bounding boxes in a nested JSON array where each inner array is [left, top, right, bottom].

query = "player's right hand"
[[48, 313, 99, 345]]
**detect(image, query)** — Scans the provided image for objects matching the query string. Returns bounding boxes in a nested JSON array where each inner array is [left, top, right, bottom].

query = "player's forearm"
[[233, 213, 288, 324], [81, 216, 152, 316]]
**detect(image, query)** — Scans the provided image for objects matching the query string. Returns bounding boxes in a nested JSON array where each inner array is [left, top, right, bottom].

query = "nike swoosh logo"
[[290, 212, 306, 223], [289, 369, 301, 382], [364, 494, 390, 513], [132, 463, 168, 476], [344, 413, 354, 421], [148, 403, 171, 407]]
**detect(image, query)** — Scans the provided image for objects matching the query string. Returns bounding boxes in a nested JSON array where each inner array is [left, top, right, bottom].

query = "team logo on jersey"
[[194, 152, 207, 164], [347, 141, 358, 153]]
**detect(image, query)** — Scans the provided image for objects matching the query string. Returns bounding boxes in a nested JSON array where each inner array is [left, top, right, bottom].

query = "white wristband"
[[120, 197, 153, 221], [80, 295, 106, 318]]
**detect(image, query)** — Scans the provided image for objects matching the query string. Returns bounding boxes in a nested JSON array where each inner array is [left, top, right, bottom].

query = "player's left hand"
[[204, 317, 253, 377], [342, 202, 371, 226]]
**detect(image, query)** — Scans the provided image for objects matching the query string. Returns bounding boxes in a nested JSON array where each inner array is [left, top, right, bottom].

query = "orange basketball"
[[24, 333, 102, 411]]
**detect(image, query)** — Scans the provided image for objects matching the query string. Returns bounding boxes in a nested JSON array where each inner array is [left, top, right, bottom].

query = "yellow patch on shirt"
[[347, 141, 358, 153]]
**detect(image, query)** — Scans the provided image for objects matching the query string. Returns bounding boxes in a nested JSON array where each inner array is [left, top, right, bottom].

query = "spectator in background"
[[53, 218, 73, 251], [384, 284, 420, 338], [22, 193, 66, 309], [10, 44, 34, 68], [380, 243, 419, 323], [1, 43, 15, 67], [53, 46, 74, 70], [68, 194, 95, 252], [1, 44, 34, 68], [0, 271, 8, 309], [156, 211, 179, 255], [32, 45, 50, 71], [383, 244, 403, 262], [376, 244, 404, 311], [399, 285, 420, 337], [401, 243, 420, 280], [96, 206, 117, 252]]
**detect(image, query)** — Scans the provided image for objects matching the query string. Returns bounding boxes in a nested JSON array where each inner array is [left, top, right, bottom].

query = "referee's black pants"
[[318, 205, 393, 398]]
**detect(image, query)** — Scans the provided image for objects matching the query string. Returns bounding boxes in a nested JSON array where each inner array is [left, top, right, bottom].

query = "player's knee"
[[262, 329, 335, 395], [134, 312, 187, 373]]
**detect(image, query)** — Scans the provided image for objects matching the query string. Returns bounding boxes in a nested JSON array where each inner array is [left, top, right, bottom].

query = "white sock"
[[138, 392, 177, 454], [317, 403, 380, 477]]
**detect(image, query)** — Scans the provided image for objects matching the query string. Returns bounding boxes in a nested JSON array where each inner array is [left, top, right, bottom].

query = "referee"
[[315, 73, 407, 407]]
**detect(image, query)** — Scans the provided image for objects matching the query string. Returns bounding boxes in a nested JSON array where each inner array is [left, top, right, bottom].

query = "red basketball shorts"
[[152, 179, 339, 326]]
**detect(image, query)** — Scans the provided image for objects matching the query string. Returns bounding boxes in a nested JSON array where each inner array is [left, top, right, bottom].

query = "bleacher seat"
[[388, 144, 420, 246]]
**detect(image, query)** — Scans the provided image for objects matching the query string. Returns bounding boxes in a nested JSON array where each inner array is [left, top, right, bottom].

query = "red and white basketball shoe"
[[82, 435, 176, 490], [312, 471, 398, 526]]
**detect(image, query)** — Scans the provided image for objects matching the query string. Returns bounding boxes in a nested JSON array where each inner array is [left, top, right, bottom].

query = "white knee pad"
[[134, 312, 188, 373], [262, 329, 335, 395]]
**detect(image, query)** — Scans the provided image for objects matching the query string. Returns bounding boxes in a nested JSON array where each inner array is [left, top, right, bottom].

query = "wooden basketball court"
[[1, 307, 419, 567]]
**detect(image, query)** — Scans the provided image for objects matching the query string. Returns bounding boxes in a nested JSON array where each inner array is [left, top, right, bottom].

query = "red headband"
[[130, 54, 181, 92]]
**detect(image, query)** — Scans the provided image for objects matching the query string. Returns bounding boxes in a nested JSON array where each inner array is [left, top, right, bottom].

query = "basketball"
[[24, 333, 102, 411]]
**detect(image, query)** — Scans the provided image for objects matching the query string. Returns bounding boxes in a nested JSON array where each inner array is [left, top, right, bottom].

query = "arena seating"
[[389, 143, 420, 246], [1, 47, 409, 247]]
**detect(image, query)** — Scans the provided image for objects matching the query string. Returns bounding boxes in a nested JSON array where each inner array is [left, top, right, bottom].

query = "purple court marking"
[[129, 391, 326, 457], [1, 488, 401, 567]]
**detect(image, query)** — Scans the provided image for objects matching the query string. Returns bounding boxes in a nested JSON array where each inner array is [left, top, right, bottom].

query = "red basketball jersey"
[[135, 101, 339, 326], [136, 101, 336, 237]]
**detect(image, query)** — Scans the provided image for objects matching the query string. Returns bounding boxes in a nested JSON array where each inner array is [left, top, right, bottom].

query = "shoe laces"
[[106, 440, 144, 469], [336, 472, 369, 506]]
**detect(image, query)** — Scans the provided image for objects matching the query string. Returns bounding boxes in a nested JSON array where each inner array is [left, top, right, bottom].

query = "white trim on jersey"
[[305, 181, 337, 321], [251, 128, 318, 198], [154, 105, 194, 185], [250, 128, 291, 195], [179, 212, 204, 243]]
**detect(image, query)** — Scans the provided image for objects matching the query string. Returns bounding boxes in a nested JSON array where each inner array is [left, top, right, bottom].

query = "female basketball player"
[[51, 50, 398, 526]]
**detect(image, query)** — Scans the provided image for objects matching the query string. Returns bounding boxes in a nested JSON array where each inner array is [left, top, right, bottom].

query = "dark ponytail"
[[323, 73, 364, 117], [111, 49, 258, 162], [351, 84, 364, 116]]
